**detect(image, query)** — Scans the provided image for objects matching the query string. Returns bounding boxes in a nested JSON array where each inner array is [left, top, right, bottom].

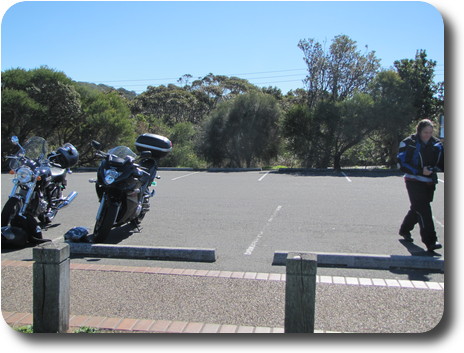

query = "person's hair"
[[416, 119, 434, 135]]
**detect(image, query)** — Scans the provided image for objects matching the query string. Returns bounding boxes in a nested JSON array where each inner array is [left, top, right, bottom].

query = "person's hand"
[[423, 167, 433, 176]]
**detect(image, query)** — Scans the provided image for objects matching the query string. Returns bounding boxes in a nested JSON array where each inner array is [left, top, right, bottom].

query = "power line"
[[94, 65, 443, 92], [94, 68, 307, 84], [108, 78, 305, 88], [227, 68, 307, 76]]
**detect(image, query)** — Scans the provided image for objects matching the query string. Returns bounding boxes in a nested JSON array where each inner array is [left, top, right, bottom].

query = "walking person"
[[397, 119, 444, 252]]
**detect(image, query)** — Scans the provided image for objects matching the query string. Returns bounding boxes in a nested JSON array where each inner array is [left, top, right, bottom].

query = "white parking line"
[[258, 170, 271, 182], [244, 205, 282, 255], [341, 172, 352, 182], [171, 172, 200, 181]]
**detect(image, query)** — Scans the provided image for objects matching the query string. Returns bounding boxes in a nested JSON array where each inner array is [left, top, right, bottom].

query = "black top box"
[[135, 133, 172, 159]]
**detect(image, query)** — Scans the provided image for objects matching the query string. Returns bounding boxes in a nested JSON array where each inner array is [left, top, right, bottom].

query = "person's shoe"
[[399, 230, 413, 242], [426, 242, 442, 252]]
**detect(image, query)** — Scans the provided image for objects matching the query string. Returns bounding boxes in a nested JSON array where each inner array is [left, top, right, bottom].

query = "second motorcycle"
[[89, 133, 172, 243]]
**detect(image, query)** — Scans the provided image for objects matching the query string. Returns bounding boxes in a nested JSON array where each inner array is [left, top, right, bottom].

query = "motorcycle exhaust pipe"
[[57, 191, 78, 210]]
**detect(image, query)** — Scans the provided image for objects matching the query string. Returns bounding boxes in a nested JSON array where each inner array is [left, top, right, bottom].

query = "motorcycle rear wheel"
[[1, 198, 23, 227], [93, 200, 119, 243]]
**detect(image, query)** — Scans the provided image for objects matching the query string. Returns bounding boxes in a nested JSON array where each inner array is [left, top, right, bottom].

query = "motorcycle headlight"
[[104, 169, 120, 185], [16, 167, 33, 184]]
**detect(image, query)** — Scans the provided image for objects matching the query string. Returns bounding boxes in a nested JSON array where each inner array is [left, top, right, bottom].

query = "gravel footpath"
[[1, 266, 444, 333]]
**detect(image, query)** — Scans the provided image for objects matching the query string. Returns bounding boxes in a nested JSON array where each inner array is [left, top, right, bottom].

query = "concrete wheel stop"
[[273, 251, 443, 272], [67, 242, 217, 262]]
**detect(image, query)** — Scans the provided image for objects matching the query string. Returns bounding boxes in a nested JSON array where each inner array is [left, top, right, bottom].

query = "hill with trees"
[[1, 35, 443, 171]]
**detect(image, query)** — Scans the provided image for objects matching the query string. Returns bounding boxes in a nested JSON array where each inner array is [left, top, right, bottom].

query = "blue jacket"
[[397, 134, 444, 176]]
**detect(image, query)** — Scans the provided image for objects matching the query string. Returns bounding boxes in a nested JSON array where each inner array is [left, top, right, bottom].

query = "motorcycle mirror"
[[11, 136, 19, 145], [91, 140, 101, 150]]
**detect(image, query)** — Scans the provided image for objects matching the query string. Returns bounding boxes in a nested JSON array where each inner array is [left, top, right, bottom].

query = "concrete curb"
[[272, 251, 444, 272], [206, 168, 262, 172], [277, 168, 404, 176], [67, 242, 217, 263], [72, 167, 264, 173], [3, 311, 289, 333]]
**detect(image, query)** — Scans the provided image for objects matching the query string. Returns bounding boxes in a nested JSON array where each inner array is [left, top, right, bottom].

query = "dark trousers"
[[400, 180, 437, 247]]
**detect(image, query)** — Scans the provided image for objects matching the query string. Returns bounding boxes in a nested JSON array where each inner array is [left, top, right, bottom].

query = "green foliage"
[[202, 92, 282, 168], [368, 70, 416, 166], [288, 36, 443, 169], [190, 73, 258, 103], [1, 67, 137, 168], [13, 325, 102, 333], [289, 35, 382, 169], [73, 326, 101, 333], [298, 35, 381, 107], [1, 67, 82, 168], [394, 49, 442, 120], [283, 94, 376, 169], [1, 42, 444, 170], [73, 86, 135, 165], [343, 136, 385, 167], [132, 84, 211, 126], [329, 93, 376, 170], [282, 104, 319, 167], [161, 122, 206, 168], [14, 325, 34, 333], [77, 81, 137, 100]]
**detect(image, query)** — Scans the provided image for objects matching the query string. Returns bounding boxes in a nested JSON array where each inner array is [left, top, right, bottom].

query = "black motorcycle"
[[90, 133, 172, 243], [1, 136, 79, 248]]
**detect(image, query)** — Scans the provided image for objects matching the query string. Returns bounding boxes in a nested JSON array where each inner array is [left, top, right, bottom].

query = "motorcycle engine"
[[37, 199, 49, 215]]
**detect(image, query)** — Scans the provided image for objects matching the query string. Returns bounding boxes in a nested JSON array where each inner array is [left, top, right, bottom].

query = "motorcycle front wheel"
[[1, 198, 23, 227], [93, 199, 119, 243]]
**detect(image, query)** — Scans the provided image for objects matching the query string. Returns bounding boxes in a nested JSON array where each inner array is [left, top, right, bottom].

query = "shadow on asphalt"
[[94, 223, 140, 245], [398, 238, 442, 257]]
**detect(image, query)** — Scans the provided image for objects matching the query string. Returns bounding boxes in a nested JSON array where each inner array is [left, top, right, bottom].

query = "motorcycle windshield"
[[9, 136, 48, 169], [107, 146, 137, 159], [23, 136, 48, 159]]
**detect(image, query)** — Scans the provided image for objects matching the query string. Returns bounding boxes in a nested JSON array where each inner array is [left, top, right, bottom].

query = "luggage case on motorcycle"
[[135, 133, 172, 159]]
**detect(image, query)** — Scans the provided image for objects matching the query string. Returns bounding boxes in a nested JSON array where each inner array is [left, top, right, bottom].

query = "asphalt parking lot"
[[1, 170, 445, 282]]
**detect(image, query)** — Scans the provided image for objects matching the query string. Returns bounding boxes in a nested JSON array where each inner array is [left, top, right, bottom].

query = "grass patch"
[[14, 325, 103, 333]]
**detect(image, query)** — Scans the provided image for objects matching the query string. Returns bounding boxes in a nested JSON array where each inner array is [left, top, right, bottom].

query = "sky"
[[1, 1, 444, 95]]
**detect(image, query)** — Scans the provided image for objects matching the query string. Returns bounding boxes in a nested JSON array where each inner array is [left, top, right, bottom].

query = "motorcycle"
[[1, 136, 79, 248], [89, 133, 172, 243]]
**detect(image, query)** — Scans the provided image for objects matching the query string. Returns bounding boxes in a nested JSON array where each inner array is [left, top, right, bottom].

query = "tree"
[[287, 35, 381, 169], [283, 104, 330, 168], [368, 70, 416, 166], [1, 67, 82, 168], [394, 50, 443, 121], [298, 35, 381, 107], [75, 86, 135, 165], [202, 92, 282, 168], [190, 73, 257, 103], [1, 88, 44, 144], [131, 84, 211, 125], [161, 122, 206, 168], [283, 94, 376, 170], [329, 93, 375, 170]]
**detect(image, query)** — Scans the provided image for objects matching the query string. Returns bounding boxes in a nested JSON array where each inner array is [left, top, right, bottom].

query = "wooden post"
[[33, 242, 70, 333], [285, 252, 317, 333]]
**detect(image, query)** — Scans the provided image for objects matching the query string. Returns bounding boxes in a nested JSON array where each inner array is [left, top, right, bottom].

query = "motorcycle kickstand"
[[131, 220, 143, 233]]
